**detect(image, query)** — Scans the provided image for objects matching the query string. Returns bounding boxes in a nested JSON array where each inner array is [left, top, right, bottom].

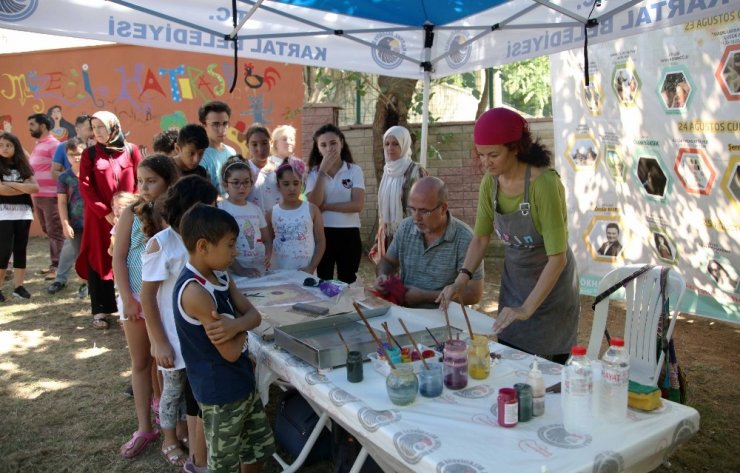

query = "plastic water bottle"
[[599, 337, 630, 421], [561, 345, 592, 435]]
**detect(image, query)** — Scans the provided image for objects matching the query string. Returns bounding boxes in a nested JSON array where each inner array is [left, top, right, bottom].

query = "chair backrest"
[[587, 264, 686, 386]]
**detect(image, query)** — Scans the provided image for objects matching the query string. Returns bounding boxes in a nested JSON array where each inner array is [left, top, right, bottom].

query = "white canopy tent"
[[1, 0, 734, 163]]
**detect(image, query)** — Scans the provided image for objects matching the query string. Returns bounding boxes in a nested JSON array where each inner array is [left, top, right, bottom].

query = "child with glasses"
[[217, 156, 272, 277]]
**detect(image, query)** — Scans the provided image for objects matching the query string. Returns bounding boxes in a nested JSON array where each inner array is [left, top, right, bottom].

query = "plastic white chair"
[[586, 264, 686, 386]]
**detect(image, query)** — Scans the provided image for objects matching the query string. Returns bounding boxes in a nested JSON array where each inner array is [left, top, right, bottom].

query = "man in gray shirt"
[[375, 176, 483, 308]]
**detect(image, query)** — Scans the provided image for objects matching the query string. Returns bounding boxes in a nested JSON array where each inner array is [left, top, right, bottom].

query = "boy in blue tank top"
[[174, 204, 275, 473]]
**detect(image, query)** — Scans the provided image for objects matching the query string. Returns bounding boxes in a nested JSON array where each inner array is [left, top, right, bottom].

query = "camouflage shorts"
[[201, 392, 275, 473]]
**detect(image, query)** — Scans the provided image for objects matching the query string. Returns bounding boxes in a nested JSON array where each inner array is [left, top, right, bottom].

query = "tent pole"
[[420, 23, 434, 169], [420, 71, 430, 169]]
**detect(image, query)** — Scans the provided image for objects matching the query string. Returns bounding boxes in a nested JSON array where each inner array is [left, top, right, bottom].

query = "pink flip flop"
[[120, 429, 160, 459]]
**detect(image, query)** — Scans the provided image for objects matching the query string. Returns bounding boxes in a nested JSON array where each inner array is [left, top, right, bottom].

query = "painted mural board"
[[552, 14, 740, 323]]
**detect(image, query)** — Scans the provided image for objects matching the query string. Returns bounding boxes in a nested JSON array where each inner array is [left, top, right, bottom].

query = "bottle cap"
[[610, 337, 625, 347], [530, 357, 542, 375], [571, 345, 587, 356]]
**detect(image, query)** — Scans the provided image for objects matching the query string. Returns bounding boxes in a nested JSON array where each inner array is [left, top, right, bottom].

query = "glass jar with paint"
[[386, 365, 418, 406], [443, 339, 468, 390], [467, 335, 491, 380], [418, 362, 444, 398]]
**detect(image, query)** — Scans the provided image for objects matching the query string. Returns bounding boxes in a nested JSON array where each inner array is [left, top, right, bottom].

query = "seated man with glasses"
[[375, 176, 483, 308]]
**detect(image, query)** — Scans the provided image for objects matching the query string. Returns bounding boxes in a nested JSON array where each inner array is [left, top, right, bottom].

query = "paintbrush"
[[352, 301, 396, 369], [399, 319, 429, 370], [458, 295, 475, 340], [425, 327, 441, 348], [381, 321, 403, 351], [334, 324, 350, 353], [443, 305, 452, 341]]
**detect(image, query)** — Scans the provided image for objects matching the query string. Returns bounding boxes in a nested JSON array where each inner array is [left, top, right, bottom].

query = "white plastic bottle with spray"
[[528, 357, 546, 416]]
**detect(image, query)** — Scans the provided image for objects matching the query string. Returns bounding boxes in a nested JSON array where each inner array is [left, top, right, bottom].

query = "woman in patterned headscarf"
[[370, 126, 427, 263], [76, 111, 142, 329]]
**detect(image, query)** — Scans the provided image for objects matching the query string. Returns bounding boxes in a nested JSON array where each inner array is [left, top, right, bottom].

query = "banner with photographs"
[[551, 13, 740, 323]]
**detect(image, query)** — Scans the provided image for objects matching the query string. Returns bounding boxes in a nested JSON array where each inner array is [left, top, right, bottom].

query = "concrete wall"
[[301, 116, 554, 245]]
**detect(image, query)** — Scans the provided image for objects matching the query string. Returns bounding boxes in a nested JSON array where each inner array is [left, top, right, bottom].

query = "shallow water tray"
[[273, 307, 459, 369]]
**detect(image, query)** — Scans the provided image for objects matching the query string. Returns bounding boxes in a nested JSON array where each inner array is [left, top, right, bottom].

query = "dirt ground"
[[0, 237, 738, 472]]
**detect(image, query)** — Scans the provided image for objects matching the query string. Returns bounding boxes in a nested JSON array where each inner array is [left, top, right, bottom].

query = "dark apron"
[[493, 166, 579, 356]]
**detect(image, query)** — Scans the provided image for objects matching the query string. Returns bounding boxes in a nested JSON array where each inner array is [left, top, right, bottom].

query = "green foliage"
[[498, 57, 552, 117]]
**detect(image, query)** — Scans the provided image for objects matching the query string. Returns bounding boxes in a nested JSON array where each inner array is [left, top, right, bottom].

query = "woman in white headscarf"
[[371, 126, 427, 263]]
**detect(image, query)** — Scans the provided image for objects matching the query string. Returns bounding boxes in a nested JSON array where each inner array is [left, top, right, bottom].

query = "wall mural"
[[0, 43, 304, 157]]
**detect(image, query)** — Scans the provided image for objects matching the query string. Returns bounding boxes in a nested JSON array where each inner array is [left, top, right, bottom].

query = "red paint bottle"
[[497, 387, 519, 428]]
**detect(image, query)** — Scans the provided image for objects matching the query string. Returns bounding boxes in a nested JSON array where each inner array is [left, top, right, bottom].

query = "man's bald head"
[[410, 176, 447, 204]]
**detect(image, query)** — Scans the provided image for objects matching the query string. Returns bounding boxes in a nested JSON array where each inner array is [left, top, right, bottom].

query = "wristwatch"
[[458, 268, 473, 279]]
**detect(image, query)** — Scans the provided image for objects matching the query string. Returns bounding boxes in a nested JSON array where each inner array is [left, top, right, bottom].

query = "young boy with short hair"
[[152, 129, 179, 156], [174, 124, 210, 179], [47, 137, 85, 295], [174, 204, 275, 473], [198, 101, 235, 194]]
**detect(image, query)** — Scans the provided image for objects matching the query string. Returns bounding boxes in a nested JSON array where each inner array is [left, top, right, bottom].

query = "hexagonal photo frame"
[[719, 156, 740, 209], [715, 44, 740, 101], [582, 77, 603, 115], [612, 62, 642, 107], [583, 216, 627, 263], [705, 255, 739, 294], [657, 66, 694, 114], [564, 132, 600, 171], [674, 147, 717, 196], [604, 145, 627, 182], [650, 229, 678, 265], [633, 147, 672, 202]]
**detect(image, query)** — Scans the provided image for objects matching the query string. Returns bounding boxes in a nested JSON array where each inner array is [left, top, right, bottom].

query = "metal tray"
[[273, 307, 460, 369]]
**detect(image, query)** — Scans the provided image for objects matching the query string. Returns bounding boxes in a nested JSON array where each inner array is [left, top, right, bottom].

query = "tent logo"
[[371, 33, 406, 70], [445, 32, 471, 69], [0, 0, 38, 22]]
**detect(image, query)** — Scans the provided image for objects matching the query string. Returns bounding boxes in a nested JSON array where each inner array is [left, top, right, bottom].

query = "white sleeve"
[[305, 170, 318, 193], [257, 207, 267, 229], [351, 164, 365, 190], [142, 234, 170, 282]]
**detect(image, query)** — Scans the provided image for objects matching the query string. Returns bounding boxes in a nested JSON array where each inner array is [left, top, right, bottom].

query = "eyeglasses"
[[226, 180, 251, 188], [407, 203, 443, 217]]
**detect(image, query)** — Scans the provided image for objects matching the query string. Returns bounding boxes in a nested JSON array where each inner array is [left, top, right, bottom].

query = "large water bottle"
[[599, 337, 630, 421], [561, 345, 593, 435]]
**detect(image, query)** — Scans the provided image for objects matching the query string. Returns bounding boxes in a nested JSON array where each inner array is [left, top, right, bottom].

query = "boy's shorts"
[[201, 391, 275, 473]]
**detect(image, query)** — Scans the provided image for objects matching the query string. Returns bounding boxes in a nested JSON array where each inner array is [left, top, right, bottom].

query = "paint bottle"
[[528, 357, 546, 417], [346, 350, 363, 383], [514, 383, 534, 422], [497, 387, 518, 427]]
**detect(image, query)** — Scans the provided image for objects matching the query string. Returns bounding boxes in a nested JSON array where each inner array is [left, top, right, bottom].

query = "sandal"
[[120, 430, 159, 459], [161, 443, 188, 467], [92, 314, 110, 330]]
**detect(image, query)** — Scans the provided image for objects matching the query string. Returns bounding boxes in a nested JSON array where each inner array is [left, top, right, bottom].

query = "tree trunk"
[[476, 69, 491, 119], [371, 76, 418, 184]]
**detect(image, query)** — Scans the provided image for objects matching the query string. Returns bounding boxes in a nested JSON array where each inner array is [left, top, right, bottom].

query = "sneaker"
[[47, 281, 67, 295], [123, 383, 134, 398], [78, 283, 88, 299], [183, 457, 209, 473], [12, 286, 31, 300], [0, 289, 5, 302], [44, 269, 57, 281]]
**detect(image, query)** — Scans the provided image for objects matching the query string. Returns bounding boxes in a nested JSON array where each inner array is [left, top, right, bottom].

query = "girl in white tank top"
[[267, 164, 326, 273]]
